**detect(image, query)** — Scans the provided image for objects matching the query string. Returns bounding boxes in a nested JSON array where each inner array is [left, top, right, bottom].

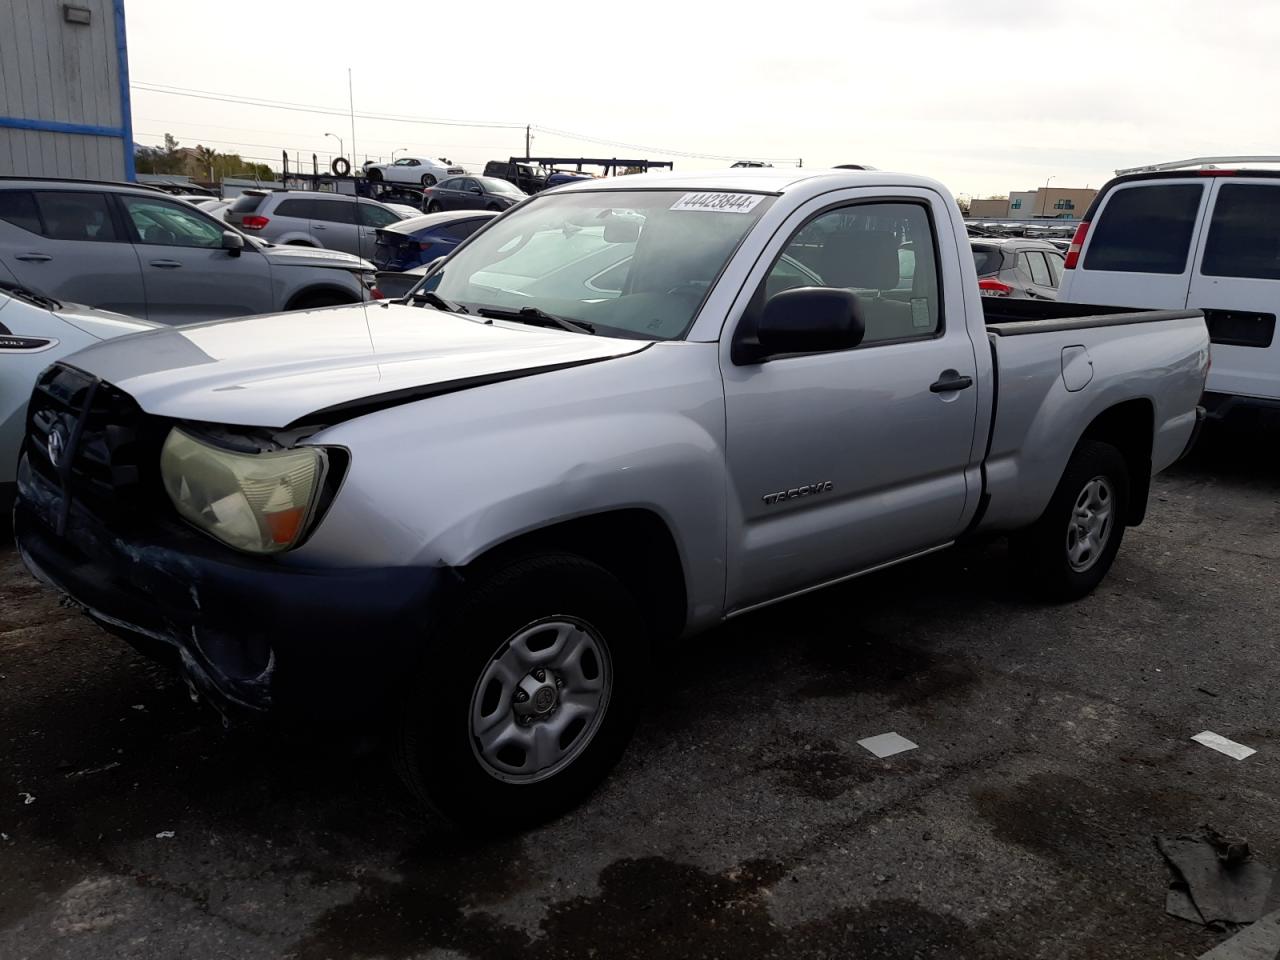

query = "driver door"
[[720, 190, 982, 611], [117, 195, 273, 325]]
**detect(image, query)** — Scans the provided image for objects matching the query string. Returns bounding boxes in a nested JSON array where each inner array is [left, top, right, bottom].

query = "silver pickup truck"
[[13, 168, 1208, 826]]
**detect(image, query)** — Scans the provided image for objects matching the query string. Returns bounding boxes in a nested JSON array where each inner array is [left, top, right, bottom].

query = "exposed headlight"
[[160, 427, 327, 554]]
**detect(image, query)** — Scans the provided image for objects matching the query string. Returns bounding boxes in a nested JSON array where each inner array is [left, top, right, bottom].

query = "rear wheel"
[[394, 553, 646, 827], [1013, 440, 1129, 601], [421, 174, 437, 187], [426, 201, 442, 213], [367, 168, 383, 182], [485, 203, 501, 212]]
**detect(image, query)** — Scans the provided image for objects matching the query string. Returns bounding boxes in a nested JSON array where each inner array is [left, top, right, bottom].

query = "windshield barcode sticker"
[[670, 192, 764, 214]]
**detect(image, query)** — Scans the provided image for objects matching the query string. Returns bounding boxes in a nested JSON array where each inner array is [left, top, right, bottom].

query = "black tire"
[[394, 553, 647, 828], [1012, 440, 1130, 602], [421, 174, 437, 187], [367, 168, 383, 182], [289, 290, 356, 310], [331, 156, 351, 177], [426, 201, 442, 213], [286, 240, 316, 247], [485, 203, 501, 212]]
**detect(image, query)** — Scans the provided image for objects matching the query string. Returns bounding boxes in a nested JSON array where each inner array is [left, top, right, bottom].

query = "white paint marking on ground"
[[1192, 731, 1257, 761], [1199, 909, 1280, 959], [857, 733, 919, 759]]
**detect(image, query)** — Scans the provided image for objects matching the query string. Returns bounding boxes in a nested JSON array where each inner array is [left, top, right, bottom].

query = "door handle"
[[149, 259, 182, 268], [930, 370, 973, 393], [16, 253, 52, 262], [312, 224, 328, 230]]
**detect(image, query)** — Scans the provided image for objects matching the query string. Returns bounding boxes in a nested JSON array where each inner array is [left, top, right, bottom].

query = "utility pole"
[[525, 124, 531, 159], [1040, 175, 1055, 218]]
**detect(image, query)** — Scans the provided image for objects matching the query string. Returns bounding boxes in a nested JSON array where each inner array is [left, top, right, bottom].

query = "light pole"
[[1040, 175, 1055, 218], [324, 132, 343, 159], [391, 147, 409, 162]]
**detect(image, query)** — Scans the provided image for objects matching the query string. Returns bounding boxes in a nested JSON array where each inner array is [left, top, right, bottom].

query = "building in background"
[[969, 197, 1009, 218], [0, 0, 133, 181], [967, 187, 1097, 220]]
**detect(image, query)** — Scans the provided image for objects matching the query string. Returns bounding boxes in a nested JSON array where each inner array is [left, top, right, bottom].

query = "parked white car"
[[0, 283, 156, 524], [1058, 156, 1280, 423], [364, 156, 466, 188]]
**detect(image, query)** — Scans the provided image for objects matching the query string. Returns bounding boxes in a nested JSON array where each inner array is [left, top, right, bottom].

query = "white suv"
[[364, 156, 466, 188], [1058, 156, 1280, 422]]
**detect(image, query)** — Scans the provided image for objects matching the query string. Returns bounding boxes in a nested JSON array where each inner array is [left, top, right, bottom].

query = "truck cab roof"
[[552, 167, 949, 199]]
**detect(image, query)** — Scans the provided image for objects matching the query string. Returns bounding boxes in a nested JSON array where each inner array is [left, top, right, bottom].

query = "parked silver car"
[[0, 283, 157, 525], [225, 191, 406, 260], [0, 179, 377, 324]]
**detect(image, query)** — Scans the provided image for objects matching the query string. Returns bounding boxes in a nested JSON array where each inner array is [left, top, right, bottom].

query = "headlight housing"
[[160, 427, 328, 554]]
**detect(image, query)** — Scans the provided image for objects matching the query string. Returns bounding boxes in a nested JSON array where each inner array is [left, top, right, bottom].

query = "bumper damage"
[[14, 456, 455, 725]]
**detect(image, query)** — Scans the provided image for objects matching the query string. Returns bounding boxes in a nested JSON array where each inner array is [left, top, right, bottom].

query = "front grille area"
[[26, 363, 164, 518]]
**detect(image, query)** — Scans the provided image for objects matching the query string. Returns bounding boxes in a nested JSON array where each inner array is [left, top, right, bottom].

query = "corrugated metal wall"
[[0, 0, 128, 179]]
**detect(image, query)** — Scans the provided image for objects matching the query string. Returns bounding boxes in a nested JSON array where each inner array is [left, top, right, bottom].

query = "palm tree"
[[194, 145, 218, 183]]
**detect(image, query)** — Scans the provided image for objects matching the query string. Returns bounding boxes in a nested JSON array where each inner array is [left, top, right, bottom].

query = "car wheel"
[[367, 168, 383, 182], [426, 201, 442, 213], [289, 290, 357, 310], [394, 553, 646, 827], [421, 174, 437, 187], [485, 203, 500, 212], [1012, 440, 1129, 602]]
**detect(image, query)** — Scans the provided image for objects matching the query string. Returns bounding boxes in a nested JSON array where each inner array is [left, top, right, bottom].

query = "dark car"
[[422, 176, 527, 213], [483, 160, 547, 194], [371, 209, 498, 271], [970, 238, 1066, 300]]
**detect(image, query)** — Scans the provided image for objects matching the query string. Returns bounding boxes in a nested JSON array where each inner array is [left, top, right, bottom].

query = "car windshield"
[[479, 177, 523, 196], [420, 189, 775, 340]]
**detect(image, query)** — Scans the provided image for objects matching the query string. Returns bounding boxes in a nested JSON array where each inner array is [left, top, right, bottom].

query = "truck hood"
[[260, 243, 374, 272], [55, 302, 160, 340], [63, 301, 650, 427]]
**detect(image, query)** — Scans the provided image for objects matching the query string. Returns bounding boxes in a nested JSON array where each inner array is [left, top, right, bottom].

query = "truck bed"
[[982, 299, 1202, 336]]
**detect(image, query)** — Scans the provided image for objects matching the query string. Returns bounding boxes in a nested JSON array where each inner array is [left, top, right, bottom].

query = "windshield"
[[421, 189, 775, 340], [479, 177, 524, 196]]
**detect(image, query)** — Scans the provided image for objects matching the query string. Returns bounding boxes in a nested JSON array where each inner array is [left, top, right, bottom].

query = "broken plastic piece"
[[857, 732, 918, 759], [1193, 732, 1257, 761], [155, 830, 175, 839]]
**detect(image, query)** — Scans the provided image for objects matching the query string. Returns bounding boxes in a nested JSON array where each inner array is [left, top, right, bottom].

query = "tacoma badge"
[[762, 481, 833, 505]]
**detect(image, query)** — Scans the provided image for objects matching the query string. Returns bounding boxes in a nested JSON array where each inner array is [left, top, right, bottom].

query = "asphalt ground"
[[1, 427, 1277, 959]]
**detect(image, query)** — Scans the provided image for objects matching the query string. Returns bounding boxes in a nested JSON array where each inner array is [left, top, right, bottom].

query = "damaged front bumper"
[[14, 455, 455, 725]]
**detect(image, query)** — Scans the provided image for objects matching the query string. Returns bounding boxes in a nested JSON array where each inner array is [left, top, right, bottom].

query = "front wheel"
[[1012, 440, 1130, 601], [421, 174, 437, 187], [367, 168, 383, 182], [394, 553, 646, 827], [426, 201, 442, 213]]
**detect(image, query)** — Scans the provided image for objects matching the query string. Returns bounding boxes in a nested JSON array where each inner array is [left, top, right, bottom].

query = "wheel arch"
[[285, 284, 362, 310], [1078, 397, 1154, 525], [460, 508, 689, 641]]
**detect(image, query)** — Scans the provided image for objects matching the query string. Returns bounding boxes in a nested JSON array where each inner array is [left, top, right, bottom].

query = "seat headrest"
[[838, 230, 901, 290]]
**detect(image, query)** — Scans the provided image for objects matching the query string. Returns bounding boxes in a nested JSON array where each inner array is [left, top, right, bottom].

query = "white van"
[[1058, 157, 1280, 421]]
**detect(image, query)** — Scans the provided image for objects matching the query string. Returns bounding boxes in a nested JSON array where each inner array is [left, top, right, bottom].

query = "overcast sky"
[[125, 0, 1280, 196]]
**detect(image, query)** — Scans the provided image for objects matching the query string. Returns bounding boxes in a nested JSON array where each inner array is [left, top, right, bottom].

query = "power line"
[[131, 81, 525, 129]]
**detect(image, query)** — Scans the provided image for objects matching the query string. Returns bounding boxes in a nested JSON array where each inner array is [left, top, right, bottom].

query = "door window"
[[1047, 252, 1065, 285], [438, 179, 462, 192], [1083, 183, 1203, 274], [0, 190, 42, 234], [1024, 250, 1053, 286], [121, 196, 223, 247], [358, 203, 400, 227], [274, 198, 316, 219], [761, 201, 940, 345], [311, 199, 357, 224], [33, 192, 119, 242], [1201, 183, 1280, 280], [441, 218, 486, 241]]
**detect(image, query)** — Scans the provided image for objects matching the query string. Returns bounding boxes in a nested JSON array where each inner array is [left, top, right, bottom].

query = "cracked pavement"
[[2, 428, 1278, 959]]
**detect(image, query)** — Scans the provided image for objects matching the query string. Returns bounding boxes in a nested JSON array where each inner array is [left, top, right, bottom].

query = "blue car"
[[371, 210, 498, 271]]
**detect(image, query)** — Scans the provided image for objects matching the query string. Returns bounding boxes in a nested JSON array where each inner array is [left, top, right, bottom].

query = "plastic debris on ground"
[[1158, 827, 1276, 928], [856, 732, 918, 759], [1198, 910, 1280, 960], [1193, 732, 1258, 761], [155, 831, 175, 839]]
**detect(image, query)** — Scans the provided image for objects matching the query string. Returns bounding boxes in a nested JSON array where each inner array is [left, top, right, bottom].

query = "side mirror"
[[470, 187, 483, 195], [741, 287, 865, 363], [221, 230, 244, 256]]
